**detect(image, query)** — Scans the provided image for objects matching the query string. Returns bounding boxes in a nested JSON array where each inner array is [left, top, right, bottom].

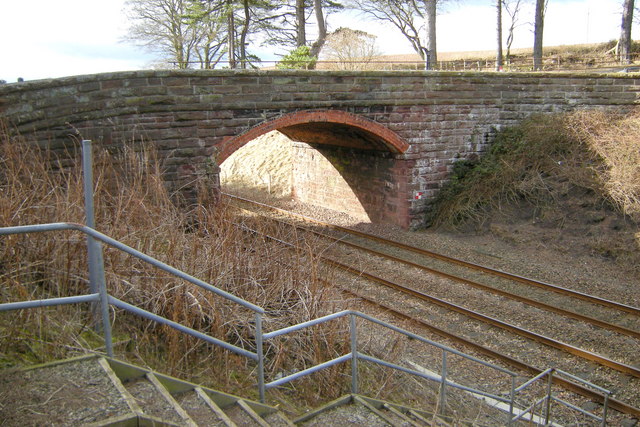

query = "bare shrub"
[[566, 110, 640, 222], [0, 123, 347, 403], [320, 27, 382, 71], [425, 113, 603, 229]]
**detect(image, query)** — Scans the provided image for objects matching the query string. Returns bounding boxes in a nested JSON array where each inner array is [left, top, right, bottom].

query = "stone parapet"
[[1, 70, 637, 227]]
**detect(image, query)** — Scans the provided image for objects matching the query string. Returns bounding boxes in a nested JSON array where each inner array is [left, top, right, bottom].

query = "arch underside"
[[279, 122, 389, 151], [219, 109, 411, 227], [219, 109, 409, 163]]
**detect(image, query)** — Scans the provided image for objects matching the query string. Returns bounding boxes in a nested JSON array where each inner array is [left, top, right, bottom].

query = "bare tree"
[[310, 0, 328, 57], [125, 0, 200, 68], [259, 0, 309, 48], [348, 0, 439, 68], [226, 0, 237, 67], [125, 0, 256, 69], [296, 0, 306, 46], [532, 0, 546, 70], [320, 27, 381, 69], [503, 0, 523, 65], [496, 0, 503, 71], [425, 0, 437, 69], [184, 0, 227, 68], [261, 0, 342, 56], [620, 0, 635, 64]]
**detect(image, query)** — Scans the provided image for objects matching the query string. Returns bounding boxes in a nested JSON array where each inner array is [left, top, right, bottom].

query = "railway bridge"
[[1, 69, 638, 227]]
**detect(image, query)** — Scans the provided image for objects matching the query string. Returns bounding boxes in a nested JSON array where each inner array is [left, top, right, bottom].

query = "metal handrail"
[[0, 222, 264, 314], [0, 140, 611, 424], [261, 309, 520, 421], [511, 367, 610, 426], [0, 222, 613, 424], [0, 293, 100, 311], [0, 223, 262, 360]]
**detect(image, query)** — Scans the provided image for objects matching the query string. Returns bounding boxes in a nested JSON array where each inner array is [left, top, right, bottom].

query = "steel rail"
[[236, 205, 640, 340], [324, 256, 640, 379], [228, 199, 640, 340], [323, 227, 640, 339], [231, 215, 640, 379], [224, 193, 640, 317], [231, 219, 640, 417]]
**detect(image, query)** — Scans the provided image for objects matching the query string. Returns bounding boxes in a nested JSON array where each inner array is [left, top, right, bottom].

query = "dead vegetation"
[[368, 40, 640, 71], [0, 124, 351, 407], [424, 109, 640, 270]]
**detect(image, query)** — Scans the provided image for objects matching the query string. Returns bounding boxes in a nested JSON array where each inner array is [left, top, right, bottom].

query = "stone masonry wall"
[[291, 142, 414, 226], [1, 69, 638, 227]]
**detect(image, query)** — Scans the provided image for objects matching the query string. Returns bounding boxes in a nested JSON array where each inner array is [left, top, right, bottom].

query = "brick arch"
[[217, 109, 410, 163]]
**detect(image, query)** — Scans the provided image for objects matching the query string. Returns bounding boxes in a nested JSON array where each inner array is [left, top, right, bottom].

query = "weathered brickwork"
[[292, 142, 411, 224], [1, 69, 638, 227]]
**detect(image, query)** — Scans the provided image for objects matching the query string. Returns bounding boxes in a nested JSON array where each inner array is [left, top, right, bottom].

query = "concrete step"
[[174, 388, 227, 426], [294, 394, 476, 427], [102, 356, 291, 426], [0, 355, 292, 426], [0, 355, 132, 426], [122, 374, 192, 425], [1, 355, 465, 426]]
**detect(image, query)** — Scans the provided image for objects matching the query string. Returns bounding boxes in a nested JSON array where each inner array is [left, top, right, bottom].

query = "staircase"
[[0, 355, 455, 426], [295, 394, 464, 426]]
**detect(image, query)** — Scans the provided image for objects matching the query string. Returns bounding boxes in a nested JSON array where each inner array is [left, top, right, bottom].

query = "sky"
[[0, 0, 636, 83]]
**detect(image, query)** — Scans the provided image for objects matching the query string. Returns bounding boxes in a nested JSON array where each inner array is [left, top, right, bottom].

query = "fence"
[[170, 54, 640, 73], [0, 140, 612, 425]]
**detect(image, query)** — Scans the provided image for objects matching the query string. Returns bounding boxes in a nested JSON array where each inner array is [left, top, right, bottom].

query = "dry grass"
[[372, 40, 639, 71], [425, 113, 598, 227], [566, 110, 640, 222], [424, 109, 640, 266], [0, 123, 349, 405]]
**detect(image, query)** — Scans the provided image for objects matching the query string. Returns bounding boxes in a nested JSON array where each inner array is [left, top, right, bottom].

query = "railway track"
[[223, 193, 640, 419], [340, 286, 640, 418]]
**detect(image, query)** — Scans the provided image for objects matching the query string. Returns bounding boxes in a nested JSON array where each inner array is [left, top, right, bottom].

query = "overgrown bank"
[[425, 110, 640, 270]]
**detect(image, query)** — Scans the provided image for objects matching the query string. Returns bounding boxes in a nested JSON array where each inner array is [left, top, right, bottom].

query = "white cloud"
[[332, 0, 636, 55], [0, 0, 636, 82], [0, 0, 151, 82]]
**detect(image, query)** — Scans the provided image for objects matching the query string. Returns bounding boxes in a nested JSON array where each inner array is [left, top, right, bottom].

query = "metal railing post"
[[82, 140, 113, 356], [544, 369, 554, 425], [508, 374, 515, 426], [256, 313, 265, 403], [602, 392, 609, 427], [99, 267, 113, 357], [82, 139, 99, 295], [439, 349, 447, 415], [350, 314, 358, 394]]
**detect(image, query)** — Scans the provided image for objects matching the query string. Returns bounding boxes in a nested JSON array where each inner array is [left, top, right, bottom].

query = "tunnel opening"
[[219, 110, 410, 227]]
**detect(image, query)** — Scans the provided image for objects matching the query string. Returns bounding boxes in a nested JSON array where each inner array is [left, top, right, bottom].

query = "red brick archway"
[[217, 109, 410, 163]]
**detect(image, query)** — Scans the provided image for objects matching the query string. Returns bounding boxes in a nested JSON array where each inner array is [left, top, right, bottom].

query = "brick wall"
[[291, 142, 414, 226], [1, 69, 638, 227]]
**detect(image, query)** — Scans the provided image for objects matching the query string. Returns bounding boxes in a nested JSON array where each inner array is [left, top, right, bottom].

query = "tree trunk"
[[296, 0, 306, 47], [240, 0, 250, 68], [532, 0, 545, 70], [619, 0, 635, 64], [425, 0, 437, 70], [227, 0, 236, 68], [496, 0, 503, 71], [309, 0, 327, 61]]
